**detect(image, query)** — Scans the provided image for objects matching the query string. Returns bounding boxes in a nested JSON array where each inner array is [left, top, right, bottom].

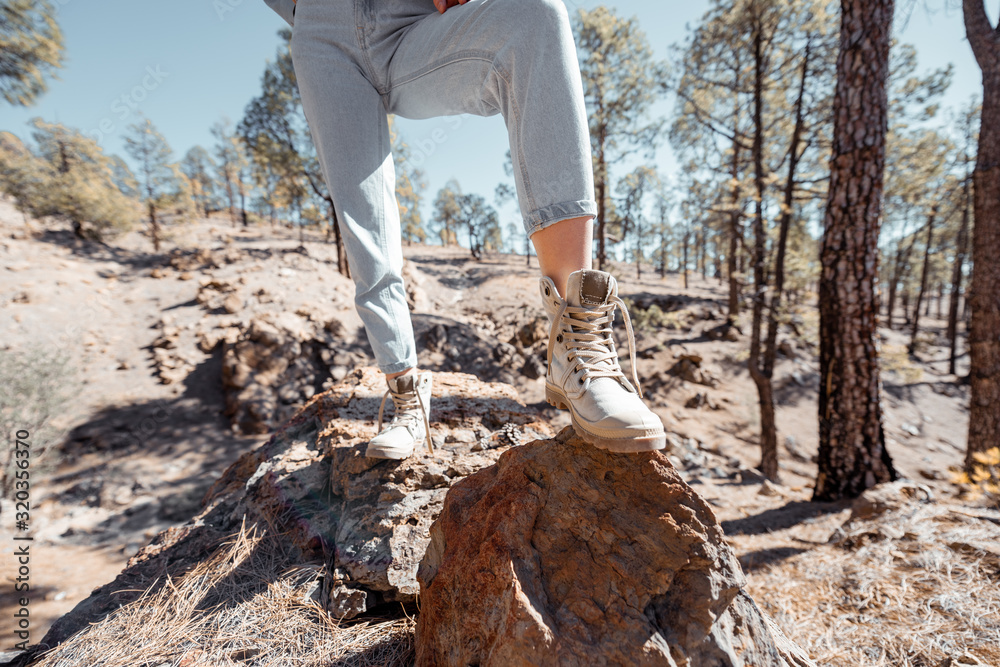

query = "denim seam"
[[385, 51, 537, 217], [388, 49, 494, 90], [354, 0, 384, 95], [376, 115, 408, 370]]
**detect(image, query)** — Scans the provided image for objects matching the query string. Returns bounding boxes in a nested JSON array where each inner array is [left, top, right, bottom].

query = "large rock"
[[415, 427, 815, 667], [24, 368, 552, 662]]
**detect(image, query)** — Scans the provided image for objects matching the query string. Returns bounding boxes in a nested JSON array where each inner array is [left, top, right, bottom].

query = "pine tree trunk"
[[682, 232, 689, 290], [909, 206, 937, 355], [814, 0, 897, 501], [596, 127, 608, 271], [948, 176, 971, 376], [746, 19, 779, 481], [965, 3, 1000, 465], [328, 198, 350, 279], [149, 201, 161, 252]]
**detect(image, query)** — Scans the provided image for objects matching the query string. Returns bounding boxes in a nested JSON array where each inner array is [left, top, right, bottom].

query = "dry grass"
[[746, 500, 1000, 666], [31, 518, 415, 667], [881, 344, 924, 384]]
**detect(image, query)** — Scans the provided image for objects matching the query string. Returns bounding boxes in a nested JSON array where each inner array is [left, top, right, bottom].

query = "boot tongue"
[[565, 270, 614, 308], [389, 371, 416, 394]]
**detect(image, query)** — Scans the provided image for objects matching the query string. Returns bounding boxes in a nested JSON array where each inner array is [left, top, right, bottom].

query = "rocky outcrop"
[[26, 367, 551, 662], [219, 312, 364, 434], [415, 427, 815, 667]]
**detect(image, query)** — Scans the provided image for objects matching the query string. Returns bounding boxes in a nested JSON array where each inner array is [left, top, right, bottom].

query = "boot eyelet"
[[556, 334, 563, 343], [544, 286, 550, 296]]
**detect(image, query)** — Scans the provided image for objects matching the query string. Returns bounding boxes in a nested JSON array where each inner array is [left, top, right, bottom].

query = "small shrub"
[[0, 344, 76, 498], [952, 448, 1000, 509]]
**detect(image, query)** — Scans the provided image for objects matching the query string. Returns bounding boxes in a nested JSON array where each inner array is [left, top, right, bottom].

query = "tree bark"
[[963, 0, 1000, 467], [746, 16, 779, 481], [948, 175, 971, 376], [814, 0, 897, 501], [682, 230, 689, 290], [596, 124, 608, 271], [326, 197, 350, 279], [886, 232, 917, 329], [728, 143, 742, 321], [148, 201, 161, 252]]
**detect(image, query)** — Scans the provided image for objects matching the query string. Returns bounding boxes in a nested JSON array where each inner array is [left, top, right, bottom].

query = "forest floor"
[[0, 196, 996, 666]]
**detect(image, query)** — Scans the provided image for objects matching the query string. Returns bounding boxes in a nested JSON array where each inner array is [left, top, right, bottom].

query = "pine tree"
[[574, 6, 663, 270], [0, 120, 139, 240], [124, 115, 187, 251], [433, 180, 462, 247], [0, 0, 64, 106], [814, 0, 897, 501], [181, 146, 217, 218], [962, 0, 1000, 468]]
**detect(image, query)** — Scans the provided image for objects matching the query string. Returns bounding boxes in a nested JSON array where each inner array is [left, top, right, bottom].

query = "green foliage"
[[181, 146, 218, 217], [0, 120, 139, 240], [621, 298, 694, 333], [0, 0, 64, 106], [433, 180, 462, 246], [574, 5, 664, 266], [615, 166, 660, 274], [125, 115, 193, 247]]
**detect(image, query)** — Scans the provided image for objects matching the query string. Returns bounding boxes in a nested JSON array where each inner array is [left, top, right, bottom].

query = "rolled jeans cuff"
[[525, 199, 598, 238], [379, 355, 419, 376]]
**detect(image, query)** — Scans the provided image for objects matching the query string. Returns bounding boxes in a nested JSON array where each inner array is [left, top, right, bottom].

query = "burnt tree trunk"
[[814, 0, 897, 501], [886, 233, 917, 329], [596, 124, 608, 271], [326, 197, 350, 279], [963, 0, 1000, 466], [148, 201, 161, 252], [746, 19, 779, 481], [682, 230, 690, 290], [948, 176, 971, 376], [909, 205, 938, 355], [728, 143, 743, 321]]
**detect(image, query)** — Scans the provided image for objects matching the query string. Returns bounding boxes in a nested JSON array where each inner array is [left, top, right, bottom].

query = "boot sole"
[[365, 441, 421, 460], [545, 385, 666, 453]]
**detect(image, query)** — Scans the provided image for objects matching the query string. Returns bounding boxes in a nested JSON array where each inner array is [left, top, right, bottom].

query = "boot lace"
[[377, 382, 434, 454], [547, 294, 644, 398]]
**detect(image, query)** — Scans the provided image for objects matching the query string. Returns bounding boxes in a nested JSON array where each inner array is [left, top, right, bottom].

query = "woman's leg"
[[375, 0, 664, 452], [290, 4, 417, 378], [377, 0, 597, 235], [531, 216, 593, 299]]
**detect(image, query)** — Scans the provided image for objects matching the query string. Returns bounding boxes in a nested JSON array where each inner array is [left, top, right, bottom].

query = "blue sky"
[[0, 0, 985, 237]]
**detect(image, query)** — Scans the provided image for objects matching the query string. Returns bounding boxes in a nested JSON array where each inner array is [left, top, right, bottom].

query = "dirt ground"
[[0, 197, 989, 665]]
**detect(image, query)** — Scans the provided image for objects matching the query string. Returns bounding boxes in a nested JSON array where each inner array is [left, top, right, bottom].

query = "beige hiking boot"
[[365, 369, 434, 460], [540, 269, 666, 452]]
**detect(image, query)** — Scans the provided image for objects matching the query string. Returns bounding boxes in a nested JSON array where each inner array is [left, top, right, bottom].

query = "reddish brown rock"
[[415, 427, 815, 667]]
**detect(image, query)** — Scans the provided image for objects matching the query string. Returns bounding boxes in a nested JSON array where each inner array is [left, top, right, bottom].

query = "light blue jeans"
[[264, 0, 596, 374]]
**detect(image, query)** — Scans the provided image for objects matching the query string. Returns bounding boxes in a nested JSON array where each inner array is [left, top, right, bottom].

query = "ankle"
[[385, 367, 414, 381]]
